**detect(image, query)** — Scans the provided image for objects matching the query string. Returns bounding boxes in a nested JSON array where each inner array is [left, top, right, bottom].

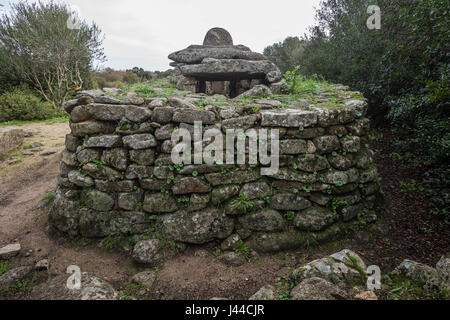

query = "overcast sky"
[[0, 0, 322, 71]]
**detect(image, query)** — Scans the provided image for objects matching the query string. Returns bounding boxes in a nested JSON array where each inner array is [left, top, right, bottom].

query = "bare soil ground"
[[0, 123, 448, 300]]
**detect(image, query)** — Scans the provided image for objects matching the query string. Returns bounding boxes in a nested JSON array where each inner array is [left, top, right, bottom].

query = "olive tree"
[[0, 1, 105, 106]]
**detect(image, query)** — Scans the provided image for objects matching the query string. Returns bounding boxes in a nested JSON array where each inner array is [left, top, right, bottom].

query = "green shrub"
[[0, 87, 65, 122]]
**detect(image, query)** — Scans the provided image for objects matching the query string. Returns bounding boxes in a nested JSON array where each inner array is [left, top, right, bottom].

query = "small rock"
[[131, 271, 157, 289], [290, 277, 349, 300], [30, 142, 44, 148], [0, 243, 21, 259], [249, 285, 276, 300], [40, 149, 58, 156]]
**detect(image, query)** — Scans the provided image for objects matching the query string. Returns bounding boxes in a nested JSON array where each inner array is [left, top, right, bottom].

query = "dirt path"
[[0, 123, 137, 286]]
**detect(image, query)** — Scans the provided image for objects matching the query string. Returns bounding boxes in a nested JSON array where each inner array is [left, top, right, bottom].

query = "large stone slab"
[[179, 59, 280, 81], [158, 208, 234, 244], [169, 45, 266, 64], [29, 273, 118, 300]]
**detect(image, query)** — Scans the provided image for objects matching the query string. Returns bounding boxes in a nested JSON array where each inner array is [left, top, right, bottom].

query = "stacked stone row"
[[51, 92, 380, 252]]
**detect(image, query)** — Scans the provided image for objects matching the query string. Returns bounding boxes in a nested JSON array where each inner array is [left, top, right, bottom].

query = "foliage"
[[0, 1, 105, 106], [0, 86, 65, 122], [265, 0, 450, 224]]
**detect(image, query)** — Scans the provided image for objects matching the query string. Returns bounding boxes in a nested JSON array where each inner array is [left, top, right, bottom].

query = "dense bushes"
[[264, 0, 450, 223], [0, 86, 65, 122]]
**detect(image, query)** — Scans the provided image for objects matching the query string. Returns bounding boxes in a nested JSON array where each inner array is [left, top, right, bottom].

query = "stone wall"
[[50, 87, 380, 253]]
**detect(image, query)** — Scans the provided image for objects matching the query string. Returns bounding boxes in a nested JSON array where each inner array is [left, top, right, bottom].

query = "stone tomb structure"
[[169, 28, 284, 97], [50, 85, 381, 254]]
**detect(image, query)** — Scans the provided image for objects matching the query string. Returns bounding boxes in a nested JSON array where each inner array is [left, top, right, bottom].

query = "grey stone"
[[70, 105, 92, 123], [237, 85, 272, 98], [172, 177, 209, 194], [49, 189, 80, 237], [261, 109, 317, 128], [118, 192, 143, 211], [143, 193, 178, 214], [0, 127, 24, 157], [87, 104, 126, 121], [151, 107, 174, 124], [295, 154, 330, 172], [267, 168, 317, 184], [123, 134, 157, 150], [65, 134, 82, 153], [249, 285, 276, 300], [203, 28, 234, 46], [205, 170, 260, 186], [294, 207, 337, 231], [84, 135, 121, 148], [125, 165, 153, 180], [239, 209, 286, 232], [62, 150, 78, 166], [132, 239, 183, 266], [125, 106, 152, 122], [85, 190, 114, 212], [172, 109, 216, 125], [68, 170, 94, 187], [211, 185, 241, 204], [180, 59, 280, 82], [155, 124, 175, 140], [167, 97, 196, 109], [131, 271, 157, 289], [70, 121, 115, 137], [218, 252, 246, 267], [0, 266, 33, 291], [82, 163, 123, 181], [313, 136, 340, 153], [140, 178, 165, 191], [130, 149, 155, 166], [95, 180, 136, 193], [29, 272, 118, 300], [240, 182, 270, 200], [0, 243, 21, 260], [169, 46, 265, 64], [290, 277, 349, 300], [188, 193, 210, 212], [101, 148, 128, 170], [280, 139, 308, 154], [220, 234, 242, 251], [159, 208, 234, 244], [222, 115, 259, 131]]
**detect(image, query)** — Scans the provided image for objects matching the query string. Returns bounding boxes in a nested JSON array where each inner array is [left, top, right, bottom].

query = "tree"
[[0, 1, 105, 107], [263, 37, 305, 73]]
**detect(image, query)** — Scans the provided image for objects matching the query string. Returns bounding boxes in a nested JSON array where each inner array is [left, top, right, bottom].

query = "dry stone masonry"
[[51, 82, 381, 255]]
